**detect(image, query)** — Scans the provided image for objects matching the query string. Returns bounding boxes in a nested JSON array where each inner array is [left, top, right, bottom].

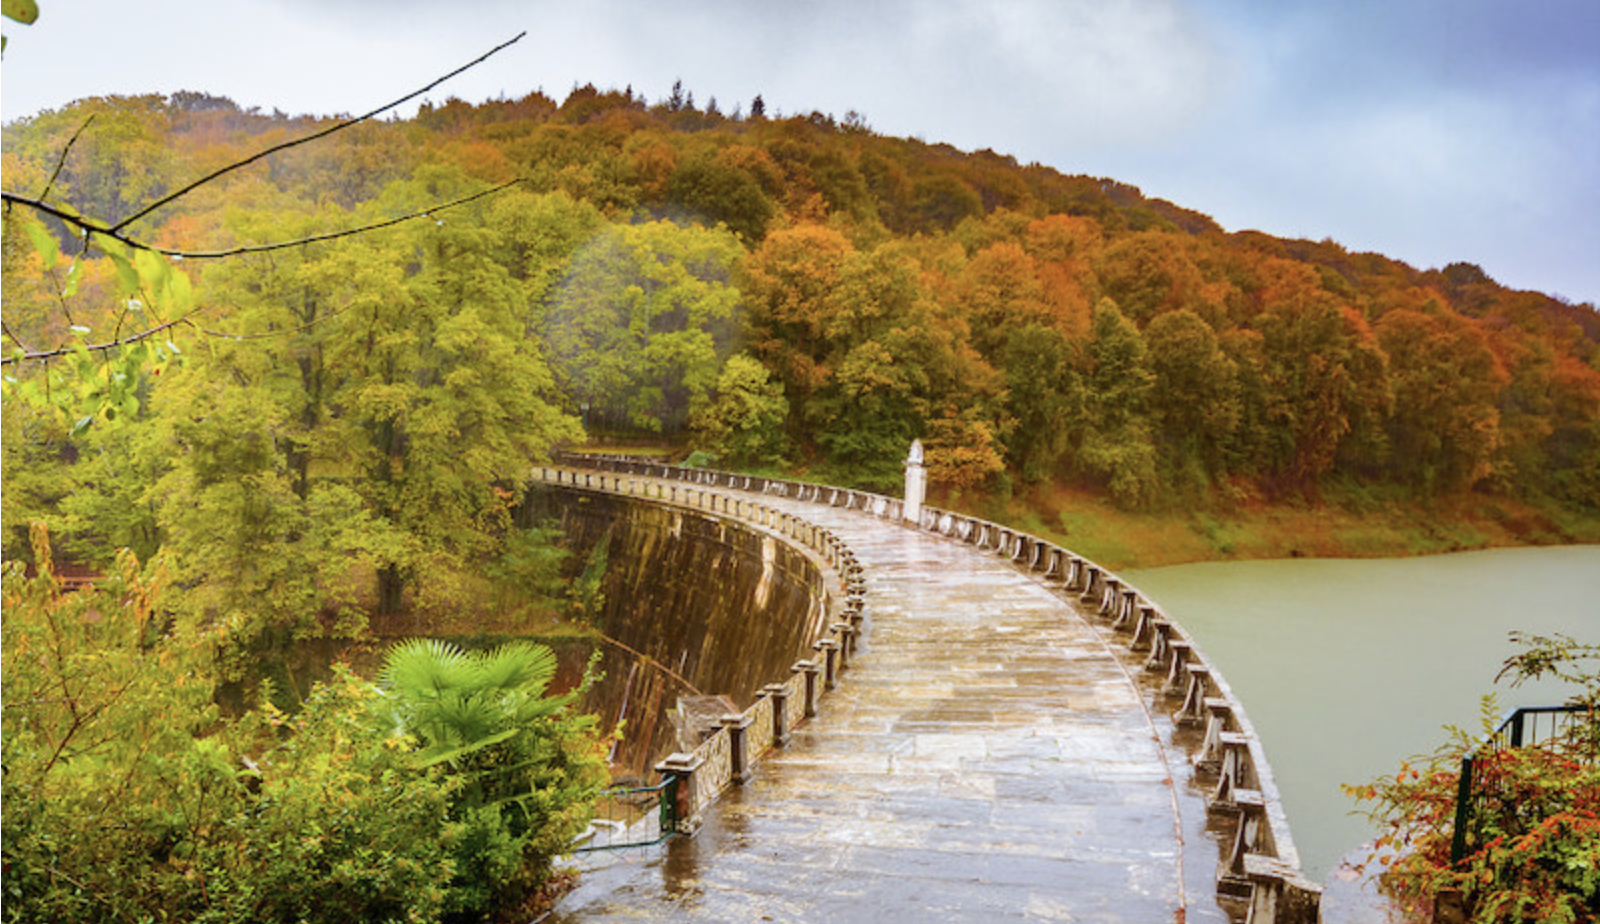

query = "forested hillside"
[[5, 85, 1599, 589], [4, 77, 1599, 924]]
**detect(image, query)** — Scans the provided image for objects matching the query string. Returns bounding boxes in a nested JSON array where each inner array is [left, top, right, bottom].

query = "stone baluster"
[[1114, 589, 1139, 629], [1176, 661, 1213, 725], [1079, 566, 1102, 604], [1241, 857, 1322, 924], [720, 713, 756, 784], [1212, 732, 1255, 806], [814, 637, 841, 690], [1063, 556, 1083, 592], [845, 609, 866, 659], [1197, 697, 1235, 771], [1097, 577, 1121, 617], [1144, 619, 1173, 672], [794, 659, 821, 718], [1226, 792, 1270, 879], [763, 683, 792, 746], [1130, 605, 1160, 651], [1164, 638, 1194, 694], [832, 622, 856, 670]]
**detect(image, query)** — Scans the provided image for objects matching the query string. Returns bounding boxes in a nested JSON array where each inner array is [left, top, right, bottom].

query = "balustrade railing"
[[534, 458, 867, 843], [539, 453, 1321, 922]]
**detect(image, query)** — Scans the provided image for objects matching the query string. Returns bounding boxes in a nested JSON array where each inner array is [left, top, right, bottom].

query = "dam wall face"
[[523, 486, 833, 778]]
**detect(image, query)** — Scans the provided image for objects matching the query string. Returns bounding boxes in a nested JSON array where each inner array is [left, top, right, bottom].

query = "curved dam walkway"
[[549, 465, 1313, 924]]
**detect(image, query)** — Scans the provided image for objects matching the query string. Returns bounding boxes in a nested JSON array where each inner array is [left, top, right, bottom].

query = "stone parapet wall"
[[534, 463, 867, 835], [543, 454, 1319, 923]]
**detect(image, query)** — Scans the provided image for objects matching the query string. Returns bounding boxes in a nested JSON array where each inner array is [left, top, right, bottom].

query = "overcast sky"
[[4, 0, 1597, 306]]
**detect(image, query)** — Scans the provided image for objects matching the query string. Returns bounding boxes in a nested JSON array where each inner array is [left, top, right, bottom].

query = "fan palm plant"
[[378, 637, 572, 769], [377, 637, 605, 919]]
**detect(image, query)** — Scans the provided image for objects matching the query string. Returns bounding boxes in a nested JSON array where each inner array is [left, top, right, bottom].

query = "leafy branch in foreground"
[[1345, 634, 1600, 923], [2, 522, 607, 924], [0, 32, 528, 418]]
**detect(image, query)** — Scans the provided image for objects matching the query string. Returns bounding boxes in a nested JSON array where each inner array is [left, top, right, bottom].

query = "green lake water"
[[1123, 545, 1600, 884]]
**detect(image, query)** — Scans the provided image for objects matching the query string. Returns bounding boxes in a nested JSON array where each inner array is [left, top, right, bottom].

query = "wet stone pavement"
[[550, 495, 1239, 924]]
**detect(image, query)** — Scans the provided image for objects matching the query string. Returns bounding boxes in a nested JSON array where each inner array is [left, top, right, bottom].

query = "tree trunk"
[[377, 562, 406, 617]]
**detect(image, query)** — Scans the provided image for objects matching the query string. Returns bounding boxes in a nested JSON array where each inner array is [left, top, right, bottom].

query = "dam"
[[539, 456, 1320, 924]]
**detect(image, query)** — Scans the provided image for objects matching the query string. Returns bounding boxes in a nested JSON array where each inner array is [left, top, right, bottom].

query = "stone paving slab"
[[551, 494, 1235, 923]]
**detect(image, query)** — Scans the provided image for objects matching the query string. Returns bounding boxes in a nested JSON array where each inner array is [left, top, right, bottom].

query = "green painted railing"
[[1450, 704, 1591, 863], [570, 777, 678, 853]]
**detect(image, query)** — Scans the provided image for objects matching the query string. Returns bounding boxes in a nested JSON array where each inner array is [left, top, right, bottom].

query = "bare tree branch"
[[3, 319, 33, 352], [40, 114, 96, 202], [109, 31, 527, 233], [2, 178, 521, 260], [1, 33, 529, 373], [2, 315, 195, 366]]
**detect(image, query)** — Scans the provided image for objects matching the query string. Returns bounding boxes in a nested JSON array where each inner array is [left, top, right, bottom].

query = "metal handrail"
[[569, 776, 678, 853], [1450, 703, 1591, 863]]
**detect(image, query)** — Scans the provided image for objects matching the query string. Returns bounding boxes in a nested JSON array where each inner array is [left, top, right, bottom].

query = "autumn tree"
[[1375, 307, 1508, 491], [741, 223, 855, 430], [1251, 264, 1391, 492]]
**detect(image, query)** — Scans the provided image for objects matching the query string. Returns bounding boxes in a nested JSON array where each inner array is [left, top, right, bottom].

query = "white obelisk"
[[903, 439, 926, 524]]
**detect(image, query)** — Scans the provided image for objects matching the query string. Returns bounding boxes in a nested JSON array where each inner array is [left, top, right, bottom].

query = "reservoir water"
[[1123, 545, 1600, 884]]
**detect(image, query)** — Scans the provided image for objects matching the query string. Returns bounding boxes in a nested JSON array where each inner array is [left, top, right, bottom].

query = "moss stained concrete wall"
[[525, 486, 834, 778]]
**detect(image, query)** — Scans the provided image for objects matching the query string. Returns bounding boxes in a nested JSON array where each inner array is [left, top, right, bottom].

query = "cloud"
[[2, 0, 1595, 303]]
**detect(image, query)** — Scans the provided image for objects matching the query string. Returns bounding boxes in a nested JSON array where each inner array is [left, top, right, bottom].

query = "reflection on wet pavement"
[[552, 495, 1237, 923]]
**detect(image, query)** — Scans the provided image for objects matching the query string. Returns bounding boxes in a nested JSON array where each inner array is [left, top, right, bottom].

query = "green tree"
[[664, 148, 776, 242], [1, 526, 603, 924], [689, 352, 790, 466], [999, 322, 1082, 483], [1145, 308, 1241, 497], [814, 338, 924, 490], [544, 219, 743, 433], [1079, 299, 1159, 507]]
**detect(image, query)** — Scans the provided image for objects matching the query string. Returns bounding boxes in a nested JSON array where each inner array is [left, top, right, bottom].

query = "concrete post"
[[1131, 605, 1160, 650], [655, 752, 708, 834], [1079, 566, 1101, 603], [763, 682, 791, 746], [720, 713, 756, 784], [903, 439, 926, 525], [814, 637, 841, 690], [794, 659, 821, 718], [832, 622, 856, 669]]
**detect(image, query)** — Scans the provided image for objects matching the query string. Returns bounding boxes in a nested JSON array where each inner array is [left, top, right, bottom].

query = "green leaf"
[[23, 222, 59, 270], [3, 0, 39, 25], [134, 248, 171, 295], [416, 728, 518, 768], [166, 268, 194, 312], [106, 249, 140, 294]]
